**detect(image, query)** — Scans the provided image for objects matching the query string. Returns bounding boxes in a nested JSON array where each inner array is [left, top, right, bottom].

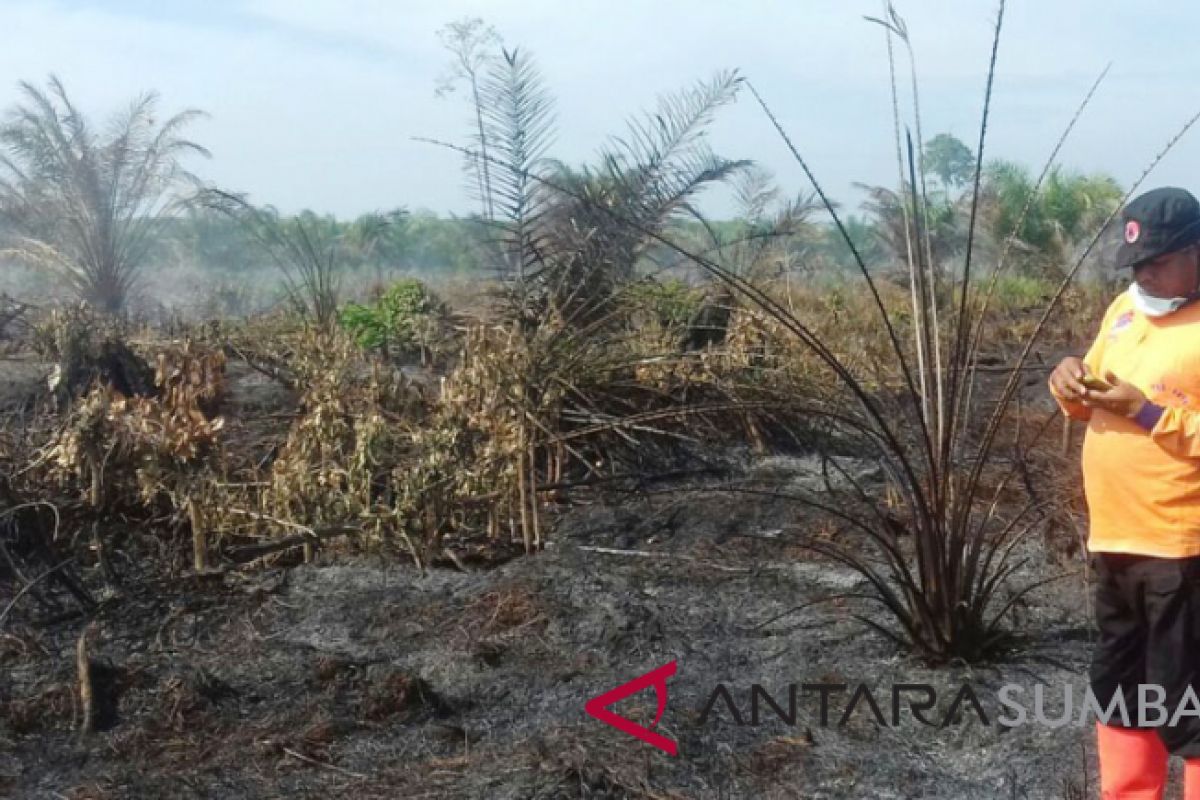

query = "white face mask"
[[1129, 281, 1193, 318]]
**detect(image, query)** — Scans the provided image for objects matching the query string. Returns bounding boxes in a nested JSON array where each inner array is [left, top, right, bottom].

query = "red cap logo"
[[1125, 220, 1141, 244]]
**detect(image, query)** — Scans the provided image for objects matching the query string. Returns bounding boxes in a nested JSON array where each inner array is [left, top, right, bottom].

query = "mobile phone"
[[1080, 374, 1113, 392]]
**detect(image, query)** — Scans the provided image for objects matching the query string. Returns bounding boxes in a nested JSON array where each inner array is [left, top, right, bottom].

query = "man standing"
[[1049, 187, 1200, 799]]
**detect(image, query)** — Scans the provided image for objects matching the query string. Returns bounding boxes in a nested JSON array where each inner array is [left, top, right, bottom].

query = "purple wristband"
[[1133, 402, 1165, 432]]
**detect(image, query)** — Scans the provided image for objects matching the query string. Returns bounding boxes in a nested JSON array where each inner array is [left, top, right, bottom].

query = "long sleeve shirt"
[[1051, 289, 1200, 557]]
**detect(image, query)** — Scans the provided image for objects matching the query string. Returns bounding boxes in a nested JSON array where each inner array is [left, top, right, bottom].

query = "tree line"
[[0, 20, 1126, 319]]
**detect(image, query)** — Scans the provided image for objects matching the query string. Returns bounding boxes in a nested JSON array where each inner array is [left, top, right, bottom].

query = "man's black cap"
[[1116, 187, 1200, 269]]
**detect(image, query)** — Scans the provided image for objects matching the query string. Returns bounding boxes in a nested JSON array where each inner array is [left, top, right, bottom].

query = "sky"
[[2, 0, 1199, 220]]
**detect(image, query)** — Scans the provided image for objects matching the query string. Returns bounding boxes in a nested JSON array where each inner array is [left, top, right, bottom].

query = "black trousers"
[[1089, 552, 1200, 757]]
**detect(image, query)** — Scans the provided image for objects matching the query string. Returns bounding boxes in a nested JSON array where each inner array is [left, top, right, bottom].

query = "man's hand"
[[1081, 371, 1148, 419], [1049, 356, 1088, 402]]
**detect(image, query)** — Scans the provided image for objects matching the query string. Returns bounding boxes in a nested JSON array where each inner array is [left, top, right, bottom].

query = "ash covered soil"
[[0, 350, 1123, 799], [1, 447, 1111, 800]]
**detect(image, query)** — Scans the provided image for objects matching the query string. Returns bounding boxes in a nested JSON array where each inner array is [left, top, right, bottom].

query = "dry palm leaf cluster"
[[258, 332, 419, 553], [46, 342, 226, 512]]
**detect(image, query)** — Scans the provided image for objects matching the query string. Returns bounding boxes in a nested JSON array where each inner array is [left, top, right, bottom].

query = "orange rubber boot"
[[1185, 758, 1200, 800], [1097, 722, 1168, 799]]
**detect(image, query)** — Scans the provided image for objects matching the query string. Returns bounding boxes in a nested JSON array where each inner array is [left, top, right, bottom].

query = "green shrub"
[[991, 274, 1054, 310], [623, 278, 704, 330], [340, 278, 448, 362]]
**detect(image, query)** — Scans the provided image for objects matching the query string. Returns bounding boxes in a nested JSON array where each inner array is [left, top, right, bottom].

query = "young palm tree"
[[202, 193, 360, 330], [487, 59, 750, 330], [0, 76, 209, 313]]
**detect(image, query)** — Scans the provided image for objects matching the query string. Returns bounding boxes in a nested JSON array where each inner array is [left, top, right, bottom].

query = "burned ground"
[[0, 294, 1118, 800], [2, 439, 1105, 800]]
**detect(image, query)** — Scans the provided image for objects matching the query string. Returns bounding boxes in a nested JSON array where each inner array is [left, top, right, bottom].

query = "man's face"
[[1133, 244, 1200, 298]]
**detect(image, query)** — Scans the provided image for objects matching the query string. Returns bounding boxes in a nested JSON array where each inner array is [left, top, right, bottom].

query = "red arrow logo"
[[584, 661, 678, 756]]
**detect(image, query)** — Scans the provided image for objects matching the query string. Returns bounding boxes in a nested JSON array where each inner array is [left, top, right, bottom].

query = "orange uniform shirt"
[[1052, 290, 1200, 557]]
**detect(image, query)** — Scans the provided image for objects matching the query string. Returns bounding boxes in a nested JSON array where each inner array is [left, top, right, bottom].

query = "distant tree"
[[403, 212, 483, 273], [709, 165, 822, 281], [983, 160, 1122, 273], [857, 182, 965, 267], [345, 210, 404, 255], [825, 214, 888, 270], [342, 209, 406, 289], [170, 208, 260, 273], [0, 76, 208, 312], [923, 133, 974, 190]]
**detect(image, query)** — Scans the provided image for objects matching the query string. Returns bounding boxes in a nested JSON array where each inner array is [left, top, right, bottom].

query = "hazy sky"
[[3, 0, 1199, 219]]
